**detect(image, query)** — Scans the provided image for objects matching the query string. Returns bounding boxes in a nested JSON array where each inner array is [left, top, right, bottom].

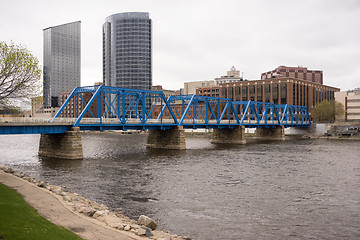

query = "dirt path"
[[0, 171, 147, 240]]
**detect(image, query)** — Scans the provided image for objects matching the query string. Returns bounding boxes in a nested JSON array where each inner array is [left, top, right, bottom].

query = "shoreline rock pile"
[[0, 165, 191, 240]]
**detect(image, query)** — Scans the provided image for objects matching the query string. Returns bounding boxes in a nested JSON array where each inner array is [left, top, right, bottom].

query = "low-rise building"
[[214, 66, 243, 85], [30, 96, 58, 118], [261, 66, 323, 85], [152, 85, 178, 99], [59, 91, 102, 118], [184, 80, 215, 95], [197, 78, 339, 112], [183, 66, 243, 95], [31, 96, 43, 117], [335, 88, 360, 121]]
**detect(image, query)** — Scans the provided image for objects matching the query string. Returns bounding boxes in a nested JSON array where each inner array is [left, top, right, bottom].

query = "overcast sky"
[[1, 0, 359, 91]]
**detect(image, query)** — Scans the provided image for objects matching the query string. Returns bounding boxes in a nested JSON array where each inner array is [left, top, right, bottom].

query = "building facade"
[[184, 80, 215, 95], [214, 66, 243, 85], [261, 66, 323, 85], [196, 78, 339, 111], [103, 12, 152, 91], [335, 88, 360, 121], [152, 85, 179, 99], [43, 21, 81, 107], [31, 96, 43, 117], [59, 91, 104, 118]]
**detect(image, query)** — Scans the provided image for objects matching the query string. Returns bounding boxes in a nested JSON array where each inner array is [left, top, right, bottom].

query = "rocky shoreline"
[[0, 165, 191, 240]]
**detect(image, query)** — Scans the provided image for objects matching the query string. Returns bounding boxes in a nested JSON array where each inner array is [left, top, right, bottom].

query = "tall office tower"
[[43, 21, 81, 107], [103, 12, 152, 91]]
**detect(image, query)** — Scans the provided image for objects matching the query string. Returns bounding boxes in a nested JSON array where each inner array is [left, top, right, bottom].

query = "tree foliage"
[[0, 41, 41, 108], [312, 100, 344, 122], [0, 105, 21, 115]]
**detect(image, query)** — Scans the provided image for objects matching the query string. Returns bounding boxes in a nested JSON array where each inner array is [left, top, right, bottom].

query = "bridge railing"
[[0, 117, 54, 124]]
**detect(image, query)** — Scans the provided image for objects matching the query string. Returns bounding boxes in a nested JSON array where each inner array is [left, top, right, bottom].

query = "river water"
[[0, 132, 359, 239]]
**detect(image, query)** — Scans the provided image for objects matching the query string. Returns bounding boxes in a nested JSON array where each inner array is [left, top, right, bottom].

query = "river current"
[[0, 132, 359, 239]]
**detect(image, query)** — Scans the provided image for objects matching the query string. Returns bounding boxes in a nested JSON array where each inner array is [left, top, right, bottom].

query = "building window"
[[281, 83, 287, 104], [228, 87, 233, 100], [242, 86, 248, 101], [235, 86, 241, 101], [306, 86, 309, 107], [222, 87, 227, 98], [257, 85, 263, 102], [273, 83, 278, 104], [265, 84, 270, 102], [249, 85, 255, 101], [313, 88, 315, 106]]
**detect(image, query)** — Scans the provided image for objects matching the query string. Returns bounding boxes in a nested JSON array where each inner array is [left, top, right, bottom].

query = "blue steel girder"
[[54, 85, 179, 128], [51, 86, 311, 130]]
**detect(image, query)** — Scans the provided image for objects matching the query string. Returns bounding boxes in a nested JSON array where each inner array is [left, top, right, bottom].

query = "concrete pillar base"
[[38, 127, 83, 159], [211, 126, 246, 144], [254, 126, 285, 141], [146, 126, 186, 150]]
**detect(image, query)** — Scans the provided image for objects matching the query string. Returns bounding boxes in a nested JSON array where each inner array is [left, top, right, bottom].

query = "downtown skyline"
[[1, 0, 359, 91]]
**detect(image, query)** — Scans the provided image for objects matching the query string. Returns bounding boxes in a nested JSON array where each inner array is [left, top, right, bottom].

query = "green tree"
[[0, 105, 21, 115], [0, 41, 41, 108], [312, 100, 344, 122], [334, 101, 345, 120]]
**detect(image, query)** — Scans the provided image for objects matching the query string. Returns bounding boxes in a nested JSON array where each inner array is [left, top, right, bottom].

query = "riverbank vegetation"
[[312, 100, 344, 122], [0, 183, 83, 240]]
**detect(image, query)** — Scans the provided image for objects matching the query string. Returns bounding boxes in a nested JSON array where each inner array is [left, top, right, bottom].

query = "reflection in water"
[[39, 156, 84, 170], [0, 132, 359, 240]]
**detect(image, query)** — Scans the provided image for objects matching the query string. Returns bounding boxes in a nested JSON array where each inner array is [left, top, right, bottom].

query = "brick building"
[[261, 66, 323, 85], [196, 78, 339, 111], [59, 92, 103, 118], [152, 85, 179, 99]]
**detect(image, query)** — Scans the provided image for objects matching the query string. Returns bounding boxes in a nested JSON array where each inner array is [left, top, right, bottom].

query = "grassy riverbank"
[[0, 183, 83, 240]]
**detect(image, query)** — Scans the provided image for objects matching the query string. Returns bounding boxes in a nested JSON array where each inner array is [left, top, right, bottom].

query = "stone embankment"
[[0, 165, 190, 240]]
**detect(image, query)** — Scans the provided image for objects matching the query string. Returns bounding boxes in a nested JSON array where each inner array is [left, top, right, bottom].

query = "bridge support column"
[[211, 126, 246, 144], [146, 126, 186, 150], [254, 126, 285, 141], [38, 127, 83, 159]]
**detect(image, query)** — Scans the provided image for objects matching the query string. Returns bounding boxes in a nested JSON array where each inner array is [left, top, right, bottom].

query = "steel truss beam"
[[52, 86, 311, 130]]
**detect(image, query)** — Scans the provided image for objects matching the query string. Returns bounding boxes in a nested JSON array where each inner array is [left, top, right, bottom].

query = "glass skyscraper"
[[103, 12, 152, 91], [43, 21, 81, 107]]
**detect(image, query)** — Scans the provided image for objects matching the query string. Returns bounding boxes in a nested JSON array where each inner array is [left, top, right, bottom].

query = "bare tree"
[[0, 41, 41, 108]]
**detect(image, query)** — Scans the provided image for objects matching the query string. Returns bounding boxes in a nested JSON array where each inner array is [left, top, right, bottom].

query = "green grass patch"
[[0, 183, 83, 240]]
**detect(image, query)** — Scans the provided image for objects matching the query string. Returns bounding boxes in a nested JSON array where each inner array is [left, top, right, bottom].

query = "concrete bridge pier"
[[146, 126, 186, 150], [254, 126, 285, 141], [38, 127, 83, 159], [210, 126, 246, 144]]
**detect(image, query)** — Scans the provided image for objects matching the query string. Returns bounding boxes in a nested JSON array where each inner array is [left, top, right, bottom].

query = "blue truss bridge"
[[0, 85, 311, 135]]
